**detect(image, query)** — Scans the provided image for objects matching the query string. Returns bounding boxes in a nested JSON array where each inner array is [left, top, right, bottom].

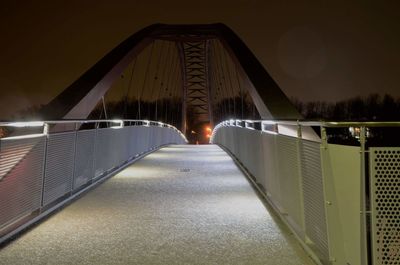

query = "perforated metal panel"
[[119, 127, 130, 163], [128, 127, 140, 157], [112, 128, 126, 166], [276, 135, 303, 234], [0, 123, 186, 241], [260, 133, 280, 203], [135, 126, 147, 154], [0, 138, 39, 180], [242, 129, 263, 179], [300, 140, 329, 260], [43, 132, 76, 206], [94, 128, 113, 178], [142, 126, 151, 152], [0, 136, 45, 229], [73, 130, 95, 190], [370, 148, 400, 265]]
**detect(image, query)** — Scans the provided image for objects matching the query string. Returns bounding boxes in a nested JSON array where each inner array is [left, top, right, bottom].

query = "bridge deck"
[[0, 145, 313, 265]]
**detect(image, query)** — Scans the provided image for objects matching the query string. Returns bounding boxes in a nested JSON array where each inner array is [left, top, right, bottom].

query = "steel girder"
[[40, 23, 302, 127]]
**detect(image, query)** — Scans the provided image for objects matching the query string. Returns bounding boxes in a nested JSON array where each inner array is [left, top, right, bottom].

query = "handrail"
[[3, 119, 400, 129], [0, 119, 187, 142], [0, 117, 187, 244], [0, 119, 176, 128], [214, 119, 400, 128]]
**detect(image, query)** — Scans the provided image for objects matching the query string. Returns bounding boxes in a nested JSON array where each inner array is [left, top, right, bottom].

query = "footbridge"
[[0, 24, 399, 265]]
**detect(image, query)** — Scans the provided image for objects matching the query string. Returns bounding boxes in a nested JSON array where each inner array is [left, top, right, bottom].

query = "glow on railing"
[[0, 119, 188, 142], [245, 120, 255, 130], [5, 121, 44, 127], [110, 120, 124, 129]]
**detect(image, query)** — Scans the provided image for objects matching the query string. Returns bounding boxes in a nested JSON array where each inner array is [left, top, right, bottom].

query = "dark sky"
[[0, 0, 399, 118]]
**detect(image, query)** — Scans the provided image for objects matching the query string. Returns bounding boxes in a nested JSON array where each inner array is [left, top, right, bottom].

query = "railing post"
[[295, 123, 306, 238], [359, 126, 369, 265], [71, 123, 79, 192], [319, 126, 335, 263], [40, 123, 50, 209], [92, 124, 98, 181]]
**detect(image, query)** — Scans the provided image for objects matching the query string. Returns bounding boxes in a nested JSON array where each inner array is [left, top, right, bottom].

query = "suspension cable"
[[123, 58, 137, 118], [162, 42, 177, 123], [234, 64, 244, 120], [170, 48, 182, 127], [212, 40, 228, 120], [217, 41, 233, 118], [138, 41, 155, 119], [169, 50, 180, 126], [222, 46, 236, 118], [209, 40, 221, 122], [154, 41, 171, 121], [148, 41, 164, 120], [208, 41, 220, 123]]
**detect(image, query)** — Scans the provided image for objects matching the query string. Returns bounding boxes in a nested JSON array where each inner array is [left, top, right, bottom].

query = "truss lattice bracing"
[[41, 24, 303, 136], [181, 41, 211, 128]]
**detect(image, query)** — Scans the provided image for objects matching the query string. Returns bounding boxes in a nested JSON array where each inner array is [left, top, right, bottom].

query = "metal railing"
[[211, 119, 400, 265], [0, 119, 187, 244]]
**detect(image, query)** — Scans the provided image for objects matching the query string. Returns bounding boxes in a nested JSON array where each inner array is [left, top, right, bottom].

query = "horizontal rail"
[[0, 120, 187, 244], [0, 120, 186, 142], [212, 119, 400, 265], [0, 119, 178, 128], [217, 119, 400, 128]]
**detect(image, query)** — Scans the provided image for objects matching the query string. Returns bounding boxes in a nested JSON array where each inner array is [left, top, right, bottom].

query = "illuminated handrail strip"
[[212, 119, 400, 128], [0, 119, 186, 142]]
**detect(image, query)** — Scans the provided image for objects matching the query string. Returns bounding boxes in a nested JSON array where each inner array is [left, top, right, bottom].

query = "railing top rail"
[[217, 119, 400, 128], [0, 119, 187, 142], [1, 119, 160, 125], [0, 119, 181, 130]]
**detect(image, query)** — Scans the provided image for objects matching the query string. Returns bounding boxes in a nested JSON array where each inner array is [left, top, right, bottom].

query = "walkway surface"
[[0, 145, 313, 265]]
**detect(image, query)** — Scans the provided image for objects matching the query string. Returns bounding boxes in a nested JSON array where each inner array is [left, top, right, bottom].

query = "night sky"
[[0, 0, 399, 119]]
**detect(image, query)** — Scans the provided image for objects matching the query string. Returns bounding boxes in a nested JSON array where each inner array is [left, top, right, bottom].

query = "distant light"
[[191, 130, 196, 134]]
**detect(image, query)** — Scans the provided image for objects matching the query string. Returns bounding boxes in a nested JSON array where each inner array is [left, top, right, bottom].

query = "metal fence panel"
[[0, 136, 45, 230], [260, 133, 280, 204], [0, 122, 186, 241], [300, 140, 329, 260], [94, 128, 113, 179], [242, 129, 264, 182], [321, 143, 362, 265], [127, 126, 138, 158], [142, 126, 151, 152], [114, 127, 129, 166], [108, 129, 120, 169], [73, 130, 95, 191], [276, 135, 303, 235], [43, 132, 76, 206], [370, 147, 400, 265], [134, 127, 144, 154], [149, 127, 156, 149]]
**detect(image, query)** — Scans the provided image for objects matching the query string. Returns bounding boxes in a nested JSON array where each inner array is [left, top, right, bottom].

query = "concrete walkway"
[[0, 145, 314, 265]]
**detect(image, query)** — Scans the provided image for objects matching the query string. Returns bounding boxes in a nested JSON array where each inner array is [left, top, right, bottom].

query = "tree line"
[[291, 94, 400, 121]]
